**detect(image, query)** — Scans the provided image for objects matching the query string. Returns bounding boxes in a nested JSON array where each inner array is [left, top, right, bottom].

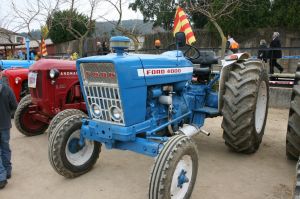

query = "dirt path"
[[0, 108, 295, 199]]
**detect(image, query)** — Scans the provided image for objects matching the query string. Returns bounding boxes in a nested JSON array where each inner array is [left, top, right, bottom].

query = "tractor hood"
[[3, 67, 29, 75], [77, 50, 193, 88], [0, 60, 35, 70], [137, 50, 193, 85], [29, 59, 76, 71]]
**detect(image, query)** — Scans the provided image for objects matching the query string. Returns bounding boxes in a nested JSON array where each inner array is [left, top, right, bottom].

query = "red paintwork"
[[28, 59, 86, 125], [2, 68, 29, 102]]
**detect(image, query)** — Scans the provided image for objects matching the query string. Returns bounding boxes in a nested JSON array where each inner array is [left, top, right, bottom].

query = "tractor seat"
[[192, 51, 218, 66], [193, 67, 211, 76]]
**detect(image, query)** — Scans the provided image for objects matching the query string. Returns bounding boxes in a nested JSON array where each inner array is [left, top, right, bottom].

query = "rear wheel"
[[48, 114, 101, 178], [293, 157, 300, 199], [47, 109, 86, 139], [149, 135, 198, 199], [221, 61, 269, 153], [14, 100, 48, 136], [286, 72, 300, 160]]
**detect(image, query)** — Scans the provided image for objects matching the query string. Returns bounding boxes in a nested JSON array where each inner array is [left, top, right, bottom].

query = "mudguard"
[[218, 52, 259, 111]]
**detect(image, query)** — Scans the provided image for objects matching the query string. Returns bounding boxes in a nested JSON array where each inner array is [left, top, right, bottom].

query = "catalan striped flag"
[[41, 38, 48, 56], [173, 6, 196, 45]]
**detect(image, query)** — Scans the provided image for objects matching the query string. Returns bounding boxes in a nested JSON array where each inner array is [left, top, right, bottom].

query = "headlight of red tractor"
[[49, 68, 59, 79], [15, 77, 22, 84]]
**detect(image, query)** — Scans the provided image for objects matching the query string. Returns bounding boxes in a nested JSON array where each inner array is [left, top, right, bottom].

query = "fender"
[[218, 52, 259, 112]]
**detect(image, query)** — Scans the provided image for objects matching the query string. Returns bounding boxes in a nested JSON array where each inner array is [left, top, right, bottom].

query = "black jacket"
[[0, 83, 18, 130], [257, 44, 268, 62], [269, 38, 282, 59]]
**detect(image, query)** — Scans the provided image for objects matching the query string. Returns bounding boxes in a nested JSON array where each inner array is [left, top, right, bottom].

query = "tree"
[[129, 0, 208, 30], [47, 0, 99, 57], [216, 0, 271, 36], [99, 0, 143, 51], [11, 0, 61, 44], [47, 10, 93, 43], [186, 0, 254, 57], [270, 0, 300, 30], [129, 0, 175, 30]]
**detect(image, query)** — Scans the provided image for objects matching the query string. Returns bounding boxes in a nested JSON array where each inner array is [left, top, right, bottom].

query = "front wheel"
[[48, 114, 101, 178], [149, 135, 198, 199], [14, 100, 48, 136], [47, 109, 86, 139]]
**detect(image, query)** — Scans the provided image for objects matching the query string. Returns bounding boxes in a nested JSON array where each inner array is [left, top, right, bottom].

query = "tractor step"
[[194, 107, 220, 117]]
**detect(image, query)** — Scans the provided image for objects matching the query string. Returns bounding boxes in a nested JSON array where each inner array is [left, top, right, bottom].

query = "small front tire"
[[47, 109, 86, 139], [149, 135, 198, 199], [14, 100, 48, 136], [48, 114, 101, 178]]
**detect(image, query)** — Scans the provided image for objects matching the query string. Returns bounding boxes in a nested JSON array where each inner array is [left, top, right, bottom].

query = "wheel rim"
[[255, 81, 268, 134], [65, 130, 95, 166], [20, 105, 46, 132], [170, 155, 193, 199]]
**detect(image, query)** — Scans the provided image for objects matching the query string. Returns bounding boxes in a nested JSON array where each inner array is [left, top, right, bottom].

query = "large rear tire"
[[149, 135, 198, 199], [293, 157, 300, 199], [286, 71, 300, 160], [48, 114, 101, 178], [221, 61, 269, 153], [47, 109, 86, 139], [14, 100, 48, 136]]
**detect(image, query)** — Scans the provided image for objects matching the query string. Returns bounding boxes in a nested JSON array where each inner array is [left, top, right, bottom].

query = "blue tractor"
[[0, 38, 35, 70], [48, 33, 269, 199]]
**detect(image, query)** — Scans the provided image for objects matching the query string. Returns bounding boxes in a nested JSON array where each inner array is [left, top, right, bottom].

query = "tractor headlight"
[[49, 68, 59, 79], [91, 103, 102, 118], [109, 106, 122, 121], [15, 77, 21, 84]]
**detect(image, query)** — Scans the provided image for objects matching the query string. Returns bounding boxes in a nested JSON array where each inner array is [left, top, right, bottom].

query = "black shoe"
[[0, 180, 7, 189], [7, 174, 11, 179]]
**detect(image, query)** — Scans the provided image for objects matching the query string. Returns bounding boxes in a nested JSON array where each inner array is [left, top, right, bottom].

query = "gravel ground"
[[0, 108, 296, 199]]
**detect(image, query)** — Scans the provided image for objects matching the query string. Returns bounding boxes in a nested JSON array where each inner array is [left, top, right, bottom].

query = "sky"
[[0, 0, 143, 33]]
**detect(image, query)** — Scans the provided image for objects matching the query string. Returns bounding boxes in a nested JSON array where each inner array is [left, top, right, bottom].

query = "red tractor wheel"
[[14, 100, 48, 136]]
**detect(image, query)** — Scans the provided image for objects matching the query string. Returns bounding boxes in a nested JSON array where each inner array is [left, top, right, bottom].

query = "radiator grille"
[[80, 62, 124, 125], [30, 71, 43, 98], [80, 62, 117, 85]]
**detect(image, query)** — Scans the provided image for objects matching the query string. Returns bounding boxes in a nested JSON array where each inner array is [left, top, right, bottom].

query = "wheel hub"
[[170, 155, 193, 199], [177, 169, 190, 188], [65, 130, 95, 166], [68, 138, 84, 154]]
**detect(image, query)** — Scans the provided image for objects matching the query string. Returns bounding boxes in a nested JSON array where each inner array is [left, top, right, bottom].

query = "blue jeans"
[[0, 129, 11, 181]]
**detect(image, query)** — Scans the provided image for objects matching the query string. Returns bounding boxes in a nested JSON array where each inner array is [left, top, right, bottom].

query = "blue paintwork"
[[76, 36, 221, 157], [26, 38, 30, 62], [0, 60, 35, 70], [0, 38, 35, 70], [177, 169, 189, 188]]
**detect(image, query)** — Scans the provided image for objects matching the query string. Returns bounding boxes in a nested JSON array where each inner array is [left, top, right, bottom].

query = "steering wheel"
[[167, 43, 200, 61]]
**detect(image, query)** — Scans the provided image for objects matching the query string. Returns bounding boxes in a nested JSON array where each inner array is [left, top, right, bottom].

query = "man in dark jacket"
[[0, 70, 18, 189], [269, 32, 283, 74], [257, 39, 268, 63]]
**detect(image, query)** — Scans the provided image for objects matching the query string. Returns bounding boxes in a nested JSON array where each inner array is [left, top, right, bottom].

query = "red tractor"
[[14, 59, 86, 136], [1, 68, 29, 102]]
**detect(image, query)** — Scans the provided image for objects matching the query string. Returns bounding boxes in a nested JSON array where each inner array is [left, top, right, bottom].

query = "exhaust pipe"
[[177, 125, 211, 137]]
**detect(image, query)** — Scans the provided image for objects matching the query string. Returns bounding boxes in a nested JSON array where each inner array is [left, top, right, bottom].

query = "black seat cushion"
[[192, 51, 218, 65], [193, 67, 211, 76]]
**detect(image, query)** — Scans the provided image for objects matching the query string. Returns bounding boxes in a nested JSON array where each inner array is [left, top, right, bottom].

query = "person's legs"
[[274, 59, 283, 73], [269, 59, 275, 74], [0, 143, 7, 182], [0, 129, 11, 178]]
